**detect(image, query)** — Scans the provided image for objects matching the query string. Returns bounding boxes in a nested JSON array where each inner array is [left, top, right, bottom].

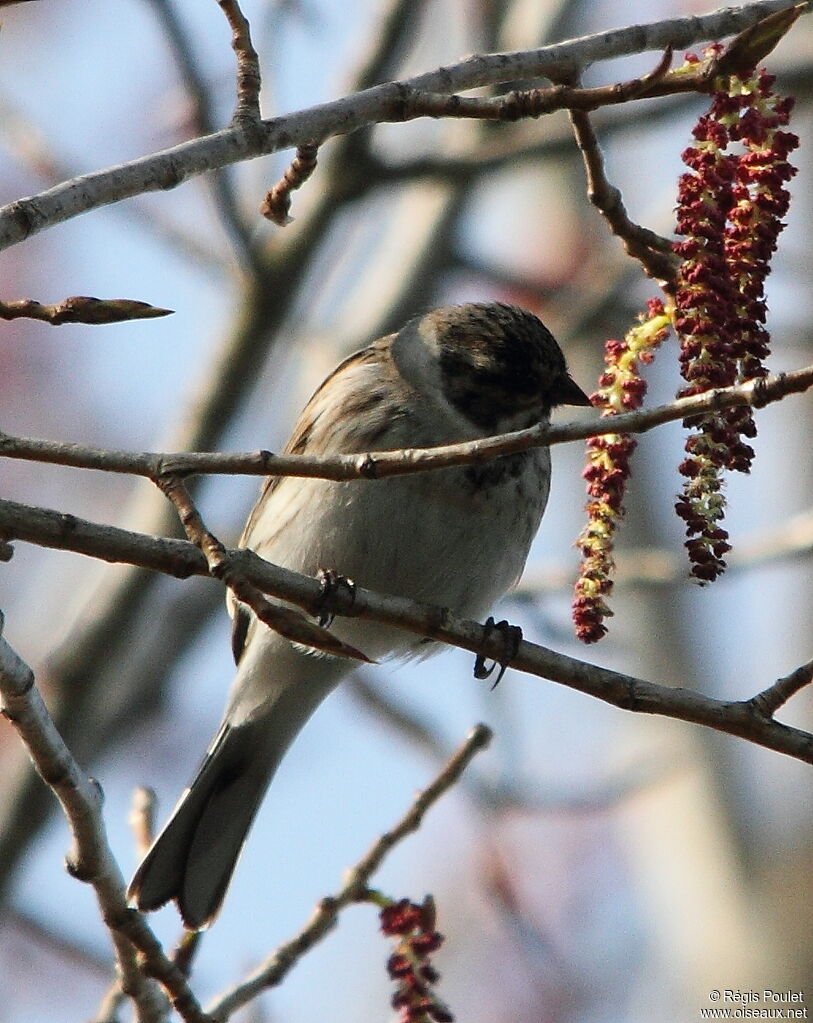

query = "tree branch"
[[749, 659, 813, 718], [0, 0, 804, 251], [1, 499, 812, 766], [215, 0, 262, 125], [156, 474, 369, 660], [1, 364, 811, 481], [0, 616, 170, 1023], [142, 0, 255, 265], [0, 617, 229, 1022], [259, 143, 319, 224], [0, 295, 172, 325], [567, 102, 679, 285], [206, 724, 492, 1019]]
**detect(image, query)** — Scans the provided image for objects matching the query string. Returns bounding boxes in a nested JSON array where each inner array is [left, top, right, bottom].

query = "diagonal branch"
[[0, 616, 184, 1023], [567, 103, 679, 285], [206, 724, 492, 1018], [0, 0, 804, 251], [0, 619, 239, 1021], [748, 659, 813, 718], [2, 499, 812, 765], [155, 474, 369, 661]]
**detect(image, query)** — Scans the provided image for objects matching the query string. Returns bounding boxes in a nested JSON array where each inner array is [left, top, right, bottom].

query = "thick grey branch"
[[1, 499, 811, 766], [0, 0, 804, 251]]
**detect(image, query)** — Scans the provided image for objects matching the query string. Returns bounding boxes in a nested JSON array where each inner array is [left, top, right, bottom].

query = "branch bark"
[[0, 616, 169, 1023], [0, 615, 491, 1021], [1, 498, 811, 766], [0, 1, 804, 251], [1, 364, 811, 481], [156, 473, 369, 660]]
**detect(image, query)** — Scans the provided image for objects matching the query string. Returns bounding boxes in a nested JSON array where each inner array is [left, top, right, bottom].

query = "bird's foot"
[[474, 616, 522, 689], [315, 568, 356, 628]]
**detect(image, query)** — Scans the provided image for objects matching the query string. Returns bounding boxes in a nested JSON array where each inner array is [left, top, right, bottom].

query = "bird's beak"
[[554, 373, 592, 407]]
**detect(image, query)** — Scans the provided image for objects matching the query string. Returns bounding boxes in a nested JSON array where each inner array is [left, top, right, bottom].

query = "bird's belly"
[[289, 449, 551, 621]]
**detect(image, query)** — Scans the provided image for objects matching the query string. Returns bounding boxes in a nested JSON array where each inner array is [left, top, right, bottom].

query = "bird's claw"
[[316, 568, 356, 628], [474, 616, 522, 689]]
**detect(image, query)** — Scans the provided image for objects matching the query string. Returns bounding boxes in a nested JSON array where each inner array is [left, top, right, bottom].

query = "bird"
[[128, 301, 590, 929]]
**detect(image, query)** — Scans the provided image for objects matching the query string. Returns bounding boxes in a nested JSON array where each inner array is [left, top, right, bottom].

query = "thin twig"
[[171, 931, 204, 980], [0, 296, 173, 325], [568, 104, 679, 286], [142, 0, 255, 266], [215, 0, 262, 124], [0, 620, 219, 1022], [155, 475, 370, 661], [93, 983, 129, 1023], [378, 43, 760, 127], [555, 53, 679, 285], [1, 363, 811, 482], [562, 2, 804, 290], [0, 0, 805, 250], [95, 787, 158, 1023], [206, 724, 492, 1019], [129, 786, 158, 860], [368, 91, 696, 185], [749, 659, 813, 718], [260, 143, 319, 224]]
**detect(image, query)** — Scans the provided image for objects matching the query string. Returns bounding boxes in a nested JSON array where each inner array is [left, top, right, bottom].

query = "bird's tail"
[[129, 627, 349, 929], [128, 715, 276, 930]]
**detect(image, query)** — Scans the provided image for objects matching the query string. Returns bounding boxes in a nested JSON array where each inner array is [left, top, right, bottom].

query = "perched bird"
[[128, 302, 590, 929]]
